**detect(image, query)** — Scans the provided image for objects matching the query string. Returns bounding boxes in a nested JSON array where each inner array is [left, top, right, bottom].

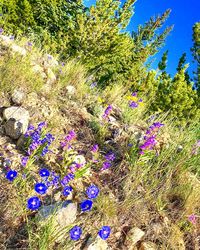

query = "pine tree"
[[176, 53, 191, 85], [191, 22, 200, 94]]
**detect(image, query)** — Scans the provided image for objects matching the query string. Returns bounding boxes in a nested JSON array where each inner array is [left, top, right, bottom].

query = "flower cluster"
[[102, 105, 112, 120], [25, 122, 55, 157], [101, 152, 115, 171], [139, 122, 164, 155], [60, 130, 76, 149], [127, 92, 143, 109], [188, 214, 197, 225]]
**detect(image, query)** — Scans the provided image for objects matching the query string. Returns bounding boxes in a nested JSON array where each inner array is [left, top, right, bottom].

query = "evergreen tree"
[[176, 53, 191, 85], [191, 22, 200, 94]]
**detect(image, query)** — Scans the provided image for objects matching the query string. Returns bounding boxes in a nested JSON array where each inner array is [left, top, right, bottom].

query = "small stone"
[[46, 68, 56, 85], [66, 85, 76, 95], [127, 227, 145, 246], [11, 44, 26, 56], [11, 89, 25, 105], [139, 241, 157, 250], [87, 236, 109, 250]]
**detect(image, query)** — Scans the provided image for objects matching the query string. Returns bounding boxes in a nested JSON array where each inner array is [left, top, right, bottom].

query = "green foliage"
[[191, 22, 200, 94], [0, 0, 85, 52]]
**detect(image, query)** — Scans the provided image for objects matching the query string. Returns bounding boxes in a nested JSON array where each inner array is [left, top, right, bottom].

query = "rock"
[[32, 64, 46, 79], [139, 241, 157, 250], [66, 85, 76, 95], [10, 44, 26, 56], [0, 35, 12, 46], [87, 236, 109, 250], [127, 227, 145, 246], [3, 107, 29, 139], [38, 201, 77, 242], [11, 89, 25, 105]]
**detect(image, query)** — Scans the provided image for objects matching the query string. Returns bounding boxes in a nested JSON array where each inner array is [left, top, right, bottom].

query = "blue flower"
[[98, 226, 111, 240], [21, 156, 28, 167], [80, 200, 93, 212], [37, 122, 46, 130], [105, 152, 115, 161], [86, 184, 99, 199], [39, 168, 50, 178], [69, 226, 82, 240], [61, 173, 75, 186], [34, 182, 48, 195], [63, 186, 73, 196], [27, 196, 41, 210], [6, 170, 17, 181], [101, 161, 111, 171]]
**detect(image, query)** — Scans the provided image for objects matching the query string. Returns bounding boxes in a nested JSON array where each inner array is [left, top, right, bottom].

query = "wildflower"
[[131, 92, 137, 96], [63, 186, 73, 196], [138, 98, 143, 102], [41, 146, 49, 156], [37, 122, 46, 131], [27, 41, 32, 46], [105, 152, 115, 161], [39, 168, 50, 178], [34, 182, 48, 195], [0, 28, 3, 34], [21, 156, 28, 167], [98, 226, 111, 240], [86, 184, 99, 199], [188, 214, 197, 225], [102, 105, 112, 119], [61, 173, 75, 186], [129, 101, 138, 108], [101, 161, 111, 171], [27, 196, 41, 210], [69, 226, 82, 240], [91, 144, 99, 153], [80, 200, 93, 212], [90, 82, 97, 88], [6, 170, 17, 181], [65, 130, 76, 142]]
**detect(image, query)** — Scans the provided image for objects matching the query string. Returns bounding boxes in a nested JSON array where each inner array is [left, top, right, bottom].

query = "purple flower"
[[63, 186, 73, 196], [138, 98, 143, 102], [129, 101, 138, 108], [34, 182, 48, 195], [21, 156, 28, 167], [80, 200, 93, 212], [0, 28, 3, 34], [131, 92, 137, 96], [27, 41, 32, 46], [188, 214, 197, 225], [90, 82, 97, 88], [39, 168, 50, 178], [41, 146, 49, 156], [102, 105, 112, 119], [65, 130, 76, 142], [91, 144, 99, 153], [98, 226, 111, 240], [86, 184, 99, 199], [37, 122, 46, 131], [6, 170, 17, 181], [61, 173, 75, 186], [69, 226, 82, 240], [27, 196, 41, 210], [101, 161, 111, 171], [105, 152, 115, 161]]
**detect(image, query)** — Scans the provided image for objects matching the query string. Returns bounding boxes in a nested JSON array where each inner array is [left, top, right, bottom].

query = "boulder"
[[3, 107, 29, 139]]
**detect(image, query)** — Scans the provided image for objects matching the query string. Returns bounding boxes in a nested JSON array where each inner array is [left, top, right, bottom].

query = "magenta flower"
[[188, 214, 197, 225]]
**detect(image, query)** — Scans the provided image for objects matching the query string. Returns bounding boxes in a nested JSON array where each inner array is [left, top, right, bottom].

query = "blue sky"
[[84, 0, 200, 77]]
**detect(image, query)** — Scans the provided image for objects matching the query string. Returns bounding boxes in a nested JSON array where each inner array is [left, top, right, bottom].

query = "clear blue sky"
[[84, 0, 200, 77]]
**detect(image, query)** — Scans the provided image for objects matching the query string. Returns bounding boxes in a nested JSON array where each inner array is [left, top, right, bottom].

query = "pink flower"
[[188, 214, 197, 224]]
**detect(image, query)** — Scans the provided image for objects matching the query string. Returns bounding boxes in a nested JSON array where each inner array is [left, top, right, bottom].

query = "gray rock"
[[38, 201, 77, 242], [3, 107, 29, 139], [87, 236, 109, 250], [11, 89, 25, 105]]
